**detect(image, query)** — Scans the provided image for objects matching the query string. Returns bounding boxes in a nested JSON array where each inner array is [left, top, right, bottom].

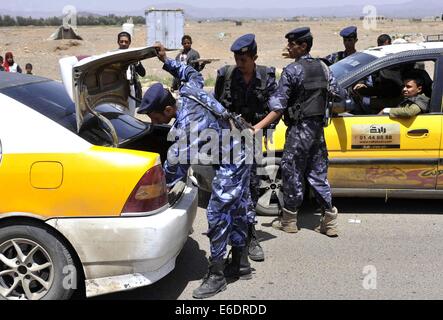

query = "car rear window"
[[1, 80, 149, 146], [1, 80, 77, 133], [80, 104, 149, 145]]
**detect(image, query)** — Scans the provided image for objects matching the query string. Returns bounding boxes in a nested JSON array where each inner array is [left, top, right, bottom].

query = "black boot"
[[224, 246, 252, 280], [248, 224, 265, 262], [192, 260, 227, 299]]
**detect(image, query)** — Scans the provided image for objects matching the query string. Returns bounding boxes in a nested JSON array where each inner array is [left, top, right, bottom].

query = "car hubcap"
[[0, 239, 54, 300], [257, 163, 283, 208]]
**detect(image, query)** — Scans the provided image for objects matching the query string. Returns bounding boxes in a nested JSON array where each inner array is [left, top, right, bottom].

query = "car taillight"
[[121, 165, 168, 214]]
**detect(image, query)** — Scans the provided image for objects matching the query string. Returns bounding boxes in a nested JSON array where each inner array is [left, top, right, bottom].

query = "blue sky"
[[1, 0, 410, 12]]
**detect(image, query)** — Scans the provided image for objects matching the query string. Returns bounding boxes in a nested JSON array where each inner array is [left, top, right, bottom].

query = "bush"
[[0, 14, 145, 27]]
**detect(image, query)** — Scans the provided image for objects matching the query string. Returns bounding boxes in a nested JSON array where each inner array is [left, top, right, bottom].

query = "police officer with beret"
[[214, 33, 278, 264], [324, 26, 358, 66], [253, 27, 340, 237], [138, 43, 254, 299]]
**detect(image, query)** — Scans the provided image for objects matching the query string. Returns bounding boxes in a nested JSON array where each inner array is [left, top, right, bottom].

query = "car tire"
[[0, 223, 77, 300], [255, 157, 283, 216]]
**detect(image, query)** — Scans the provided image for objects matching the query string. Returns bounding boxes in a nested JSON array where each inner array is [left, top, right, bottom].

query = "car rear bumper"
[[45, 184, 198, 297]]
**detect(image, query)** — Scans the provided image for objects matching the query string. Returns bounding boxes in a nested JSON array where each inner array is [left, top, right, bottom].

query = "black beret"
[[340, 26, 357, 38], [285, 27, 312, 42], [230, 33, 257, 54], [138, 83, 171, 114]]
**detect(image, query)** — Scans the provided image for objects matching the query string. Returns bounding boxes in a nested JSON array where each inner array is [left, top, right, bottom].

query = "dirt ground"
[[1, 19, 442, 84]]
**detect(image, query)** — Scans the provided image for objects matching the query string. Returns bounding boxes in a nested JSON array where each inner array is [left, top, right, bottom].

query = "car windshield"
[[1, 80, 149, 145], [330, 52, 378, 80]]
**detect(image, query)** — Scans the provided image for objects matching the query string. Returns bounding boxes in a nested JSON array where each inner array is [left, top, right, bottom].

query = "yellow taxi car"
[[257, 40, 443, 215], [0, 48, 197, 300]]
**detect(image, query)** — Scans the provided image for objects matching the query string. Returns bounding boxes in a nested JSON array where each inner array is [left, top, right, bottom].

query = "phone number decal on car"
[[351, 124, 400, 149]]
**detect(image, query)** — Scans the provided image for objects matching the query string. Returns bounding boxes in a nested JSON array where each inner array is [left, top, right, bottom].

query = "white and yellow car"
[[0, 48, 197, 300]]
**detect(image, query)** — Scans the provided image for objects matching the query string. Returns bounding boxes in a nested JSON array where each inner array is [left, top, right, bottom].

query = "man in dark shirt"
[[117, 31, 146, 115], [172, 35, 207, 91], [214, 34, 278, 263], [324, 26, 358, 66]]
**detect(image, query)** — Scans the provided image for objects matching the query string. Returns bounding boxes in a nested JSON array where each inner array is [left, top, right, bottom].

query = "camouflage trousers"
[[247, 158, 260, 225], [281, 117, 333, 212], [206, 162, 253, 262]]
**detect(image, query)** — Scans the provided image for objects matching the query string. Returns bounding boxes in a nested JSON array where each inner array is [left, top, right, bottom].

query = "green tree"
[[3, 15, 16, 26]]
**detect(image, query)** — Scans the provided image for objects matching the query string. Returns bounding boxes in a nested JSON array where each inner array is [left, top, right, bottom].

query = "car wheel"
[[255, 157, 283, 216], [0, 223, 77, 300]]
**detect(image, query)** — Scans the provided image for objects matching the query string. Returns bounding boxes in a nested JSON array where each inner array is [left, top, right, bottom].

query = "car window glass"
[[345, 60, 435, 116], [423, 61, 435, 81], [1, 82, 150, 146], [330, 52, 378, 80], [79, 103, 149, 145]]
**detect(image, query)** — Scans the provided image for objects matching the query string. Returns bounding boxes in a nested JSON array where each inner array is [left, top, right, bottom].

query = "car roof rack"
[[426, 34, 443, 42]]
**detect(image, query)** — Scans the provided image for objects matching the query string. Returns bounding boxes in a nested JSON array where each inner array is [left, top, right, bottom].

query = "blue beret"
[[138, 83, 170, 114], [285, 27, 312, 42], [340, 26, 357, 38], [230, 34, 257, 54]]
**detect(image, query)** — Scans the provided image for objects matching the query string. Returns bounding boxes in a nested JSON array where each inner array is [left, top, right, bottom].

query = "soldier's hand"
[[353, 83, 367, 91], [153, 42, 167, 62]]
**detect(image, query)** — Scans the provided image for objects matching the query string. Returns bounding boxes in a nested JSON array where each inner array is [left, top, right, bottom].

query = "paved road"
[[96, 195, 443, 300]]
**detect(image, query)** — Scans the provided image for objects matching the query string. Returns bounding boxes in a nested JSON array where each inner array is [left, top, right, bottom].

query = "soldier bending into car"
[[214, 33, 278, 263], [253, 27, 341, 237], [137, 43, 254, 299]]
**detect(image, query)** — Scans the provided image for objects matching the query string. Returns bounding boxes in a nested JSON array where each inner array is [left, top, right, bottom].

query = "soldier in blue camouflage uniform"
[[137, 43, 253, 299], [253, 27, 340, 237], [323, 26, 358, 66], [214, 34, 278, 263]]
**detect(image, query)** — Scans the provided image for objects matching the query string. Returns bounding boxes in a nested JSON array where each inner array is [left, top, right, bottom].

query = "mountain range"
[[1, 1, 442, 19]]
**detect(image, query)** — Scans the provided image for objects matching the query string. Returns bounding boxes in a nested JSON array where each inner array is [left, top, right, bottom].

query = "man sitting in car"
[[378, 71, 429, 118]]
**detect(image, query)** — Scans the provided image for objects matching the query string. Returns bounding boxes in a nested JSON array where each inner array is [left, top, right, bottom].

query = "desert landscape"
[[1, 19, 442, 87]]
